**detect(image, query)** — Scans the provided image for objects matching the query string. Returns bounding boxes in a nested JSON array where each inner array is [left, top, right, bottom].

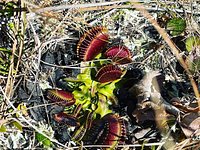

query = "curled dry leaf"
[[128, 71, 161, 102], [134, 128, 151, 139], [180, 112, 200, 138]]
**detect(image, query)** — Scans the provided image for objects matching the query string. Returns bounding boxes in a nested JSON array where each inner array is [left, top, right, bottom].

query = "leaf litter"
[[0, 0, 200, 149]]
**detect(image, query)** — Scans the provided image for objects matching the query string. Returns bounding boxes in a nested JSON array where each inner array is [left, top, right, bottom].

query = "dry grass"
[[0, 0, 199, 149]]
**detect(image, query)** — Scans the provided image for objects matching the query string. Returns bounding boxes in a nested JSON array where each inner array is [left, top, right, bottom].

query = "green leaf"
[[98, 88, 113, 98], [0, 125, 6, 132], [91, 81, 98, 97], [167, 18, 186, 36], [79, 84, 88, 91], [77, 73, 90, 81], [0, 47, 12, 53], [36, 132, 52, 147], [95, 94, 112, 117], [98, 82, 116, 97], [77, 73, 92, 87], [73, 90, 85, 99], [12, 121, 23, 131], [82, 99, 92, 110], [187, 56, 200, 73], [0, 69, 9, 75], [186, 36, 200, 52], [8, 22, 15, 30]]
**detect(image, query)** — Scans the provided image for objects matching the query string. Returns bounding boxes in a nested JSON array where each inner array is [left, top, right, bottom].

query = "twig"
[[26, 1, 200, 15], [78, 5, 200, 15], [40, 59, 112, 69], [28, 0, 131, 13], [89, 9, 117, 26], [71, 142, 165, 149]]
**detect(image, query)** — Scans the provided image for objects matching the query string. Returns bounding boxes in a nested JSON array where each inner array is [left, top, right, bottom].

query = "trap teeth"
[[46, 89, 75, 106], [83, 114, 126, 149], [95, 64, 123, 83], [77, 26, 109, 61], [104, 46, 132, 64]]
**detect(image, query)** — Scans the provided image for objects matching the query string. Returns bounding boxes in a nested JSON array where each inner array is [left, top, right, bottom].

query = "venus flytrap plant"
[[44, 26, 130, 148], [64, 64, 124, 117], [67, 26, 131, 117]]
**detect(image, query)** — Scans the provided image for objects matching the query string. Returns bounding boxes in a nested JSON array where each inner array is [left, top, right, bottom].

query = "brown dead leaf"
[[135, 128, 151, 139], [132, 101, 170, 127], [180, 112, 200, 137], [128, 71, 161, 103], [132, 106, 155, 125]]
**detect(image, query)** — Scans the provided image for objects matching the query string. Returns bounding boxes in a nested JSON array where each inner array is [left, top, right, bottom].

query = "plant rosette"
[[64, 66, 125, 117]]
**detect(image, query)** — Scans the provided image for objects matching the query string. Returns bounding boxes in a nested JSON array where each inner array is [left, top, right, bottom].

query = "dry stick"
[[71, 142, 165, 149], [1, 40, 17, 117], [131, 1, 200, 107], [78, 4, 200, 15], [3, 0, 25, 101], [1, 19, 19, 116], [40, 58, 112, 69], [2, 0, 25, 118], [26, 2, 200, 15], [30, 0, 131, 13], [14, 2, 26, 79]]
